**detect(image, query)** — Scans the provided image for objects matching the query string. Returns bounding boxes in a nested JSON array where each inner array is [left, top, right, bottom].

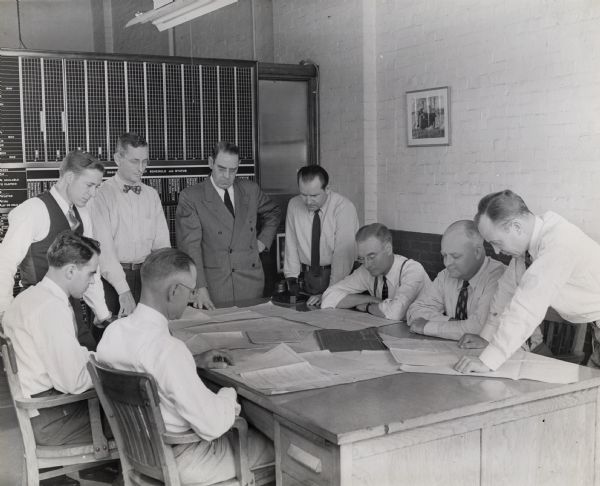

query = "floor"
[[0, 360, 114, 485]]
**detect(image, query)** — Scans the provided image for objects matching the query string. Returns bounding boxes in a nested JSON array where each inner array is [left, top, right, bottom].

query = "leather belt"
[[121, 262, 144, 271], [301, 263, 332, 272]]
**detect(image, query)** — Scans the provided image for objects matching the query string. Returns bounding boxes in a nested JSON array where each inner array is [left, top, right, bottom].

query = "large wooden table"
[[187, 305, 600, 486]]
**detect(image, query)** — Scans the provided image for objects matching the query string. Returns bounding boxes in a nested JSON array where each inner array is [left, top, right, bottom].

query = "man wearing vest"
[[0, 150, 111, 350], [321, 223, 431, 320]]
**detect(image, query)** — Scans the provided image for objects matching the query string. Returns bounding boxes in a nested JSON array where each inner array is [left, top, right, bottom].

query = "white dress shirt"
[[210, 176, 235, 210], [284, 191, 359, 286], [96, 304, 238, 440], [321, 254, 431, 320], [91, 174, 171, 294], [406, 256, 506, 340], [479, 211, 600, 370], [0, 186, 110, 320], [3, 277, 93, 412]]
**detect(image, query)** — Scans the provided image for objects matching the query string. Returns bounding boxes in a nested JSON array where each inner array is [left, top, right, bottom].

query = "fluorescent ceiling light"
[[126, 0, 238, 31]]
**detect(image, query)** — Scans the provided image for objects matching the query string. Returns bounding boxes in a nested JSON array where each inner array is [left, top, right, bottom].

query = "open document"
[[383, 337, 581, 384]]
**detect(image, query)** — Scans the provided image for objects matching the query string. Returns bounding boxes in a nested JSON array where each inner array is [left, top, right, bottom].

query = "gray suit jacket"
[[176, 178, 281, 306]]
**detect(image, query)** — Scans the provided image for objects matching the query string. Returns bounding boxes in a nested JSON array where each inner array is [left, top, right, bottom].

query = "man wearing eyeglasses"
[[0, 150, 110, 350], [176, 141, 281, 309], [91, 133, 170, 327], [321, 223, 431, 320]]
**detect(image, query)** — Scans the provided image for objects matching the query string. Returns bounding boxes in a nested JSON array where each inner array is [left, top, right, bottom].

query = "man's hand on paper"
[[458, 333, 488, 349], [409, 317, 428, 335], [195, 349, 234, 369], [192, 287, 216, 310], [454, 356, 492, 374], [307, 293, 322, 306]]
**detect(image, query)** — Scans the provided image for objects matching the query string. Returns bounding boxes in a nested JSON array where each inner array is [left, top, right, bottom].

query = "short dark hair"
[[475, 190, 532, 226], [47, 231, 101, 268], [297, 165, 329, 190], [211, 141, 239, 159], [356, 223, 392, 245], [141, 248, 195, 285], [116, 132, 148, 156], [59, 150, 105, 177]]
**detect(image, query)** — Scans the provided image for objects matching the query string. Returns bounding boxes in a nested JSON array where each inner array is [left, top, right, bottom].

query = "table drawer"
[[279, 422, 337, 486]]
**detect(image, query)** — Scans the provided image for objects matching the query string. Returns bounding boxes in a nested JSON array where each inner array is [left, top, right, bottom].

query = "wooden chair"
[[0, 332, 119, 485], [87, 356, 255, 486]]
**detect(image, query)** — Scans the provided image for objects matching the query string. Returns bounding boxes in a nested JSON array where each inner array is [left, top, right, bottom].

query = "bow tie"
[[123, 184, 141, 195]]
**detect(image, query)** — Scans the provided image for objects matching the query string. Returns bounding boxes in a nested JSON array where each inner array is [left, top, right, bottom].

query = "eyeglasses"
[[357, 247, 385, 265], [177, 282, 198, 299]]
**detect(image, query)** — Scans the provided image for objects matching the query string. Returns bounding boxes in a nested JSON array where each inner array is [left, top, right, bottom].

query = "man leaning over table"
[[455, 189, 600, 374], [97, 248, 273, 485], [407, 219, 506, 340], [321, 223, 430, 320]]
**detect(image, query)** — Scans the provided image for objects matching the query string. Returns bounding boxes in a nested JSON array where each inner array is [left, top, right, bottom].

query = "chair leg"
[[22, 460, 38, 486]]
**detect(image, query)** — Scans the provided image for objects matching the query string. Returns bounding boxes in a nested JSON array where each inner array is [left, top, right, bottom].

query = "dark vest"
[[18, 191, 83, 288]]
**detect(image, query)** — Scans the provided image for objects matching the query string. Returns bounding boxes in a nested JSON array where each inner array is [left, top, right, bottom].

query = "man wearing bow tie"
[[91, 133, 170, 325]]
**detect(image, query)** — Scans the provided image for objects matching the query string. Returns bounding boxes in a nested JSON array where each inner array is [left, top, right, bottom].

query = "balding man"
[[407, 220, 506, 340], [321, 223, 430, 320], [455, 190, 600, 373]]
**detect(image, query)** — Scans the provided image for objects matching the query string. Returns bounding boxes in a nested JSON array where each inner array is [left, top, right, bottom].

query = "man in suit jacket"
[[176, 141, 281, 309]]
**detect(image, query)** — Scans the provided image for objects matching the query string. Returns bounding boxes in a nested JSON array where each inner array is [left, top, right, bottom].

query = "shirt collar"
[[50, 185, 71, 214], [528, 215, 544, 259], [210, 176, 234, 199], [461, 256, 490, 289], [114, 173, 142, 190], [39, 276, 70, 306]]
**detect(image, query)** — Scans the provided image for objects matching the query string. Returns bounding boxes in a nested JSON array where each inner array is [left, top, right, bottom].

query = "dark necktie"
[[524, 251, 532, 269], [455, 280, 469, 320], [67, 206, 81, 233], [381, 276, 388, 300], [123, 184, 141, 195], [224, 189, 235, 217], [310, 210, 321, 272]]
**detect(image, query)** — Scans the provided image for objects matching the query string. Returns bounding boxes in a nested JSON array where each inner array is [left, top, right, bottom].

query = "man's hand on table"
[[195, 349, 235, 369], [191, 287, 216, 310], [454, 356, 492, 374], [307, 293, 322, 306], [458, 333, 489, 349], [409, 317, 428, 335]]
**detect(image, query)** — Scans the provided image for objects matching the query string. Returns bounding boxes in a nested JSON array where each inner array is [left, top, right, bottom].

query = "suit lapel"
[[203, 178, 234, 232], [233, 181, 250, 236]]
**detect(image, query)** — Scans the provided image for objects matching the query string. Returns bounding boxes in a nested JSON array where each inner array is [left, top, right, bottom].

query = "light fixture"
[[126, 0, 238, 32]]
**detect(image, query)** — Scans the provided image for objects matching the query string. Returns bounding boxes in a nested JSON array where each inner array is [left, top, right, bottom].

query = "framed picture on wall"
[[276, 233, 286, 274], [406, 86, 450, 146]]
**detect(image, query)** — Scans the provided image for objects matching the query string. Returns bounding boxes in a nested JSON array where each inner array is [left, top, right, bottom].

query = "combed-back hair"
[[141, 248, 195, 285], [355, 223, 393, 245], [474, 190, 532, 226], [47, 230, 101, 268], [297, 165, 329, 190], [116, 132, 148, 155], [444, 219, 484, 246], [59, 150, 104, 177], [211, 141, 239, 159]]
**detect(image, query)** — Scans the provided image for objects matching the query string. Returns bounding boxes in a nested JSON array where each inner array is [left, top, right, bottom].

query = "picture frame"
[[276, 233, 286, 274], [406, 86, 450, 146]]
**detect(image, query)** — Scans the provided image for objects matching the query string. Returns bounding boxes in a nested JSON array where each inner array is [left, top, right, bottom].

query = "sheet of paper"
[[246, 329, 307, 344], [240, 361, 332, 391], [185, 331, 248, 354], [232, 343, 305, 373]]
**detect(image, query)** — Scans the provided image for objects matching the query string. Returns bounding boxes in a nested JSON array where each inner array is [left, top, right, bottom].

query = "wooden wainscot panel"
[[351, 430, 480, 486], [481, 402, 595, 486], [240, 398, 275, 441]]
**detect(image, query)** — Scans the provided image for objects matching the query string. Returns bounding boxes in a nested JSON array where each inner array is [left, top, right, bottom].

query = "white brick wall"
[[376, 0, 600, 239]]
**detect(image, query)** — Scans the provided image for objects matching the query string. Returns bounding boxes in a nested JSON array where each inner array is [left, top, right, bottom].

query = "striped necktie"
[[455, 280, 469, 320]]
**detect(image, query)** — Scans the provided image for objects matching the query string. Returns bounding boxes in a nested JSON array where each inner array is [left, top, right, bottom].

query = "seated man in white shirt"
[[96, 248, 273, 485], [321, 223, 430, 320], [407, 220, 506, 340], [455, 189, 600, 373], [3, 231, 103, 446]]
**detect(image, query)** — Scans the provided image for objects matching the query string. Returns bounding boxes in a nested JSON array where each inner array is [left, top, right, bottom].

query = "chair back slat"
[[88, 356, 178, 484]]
